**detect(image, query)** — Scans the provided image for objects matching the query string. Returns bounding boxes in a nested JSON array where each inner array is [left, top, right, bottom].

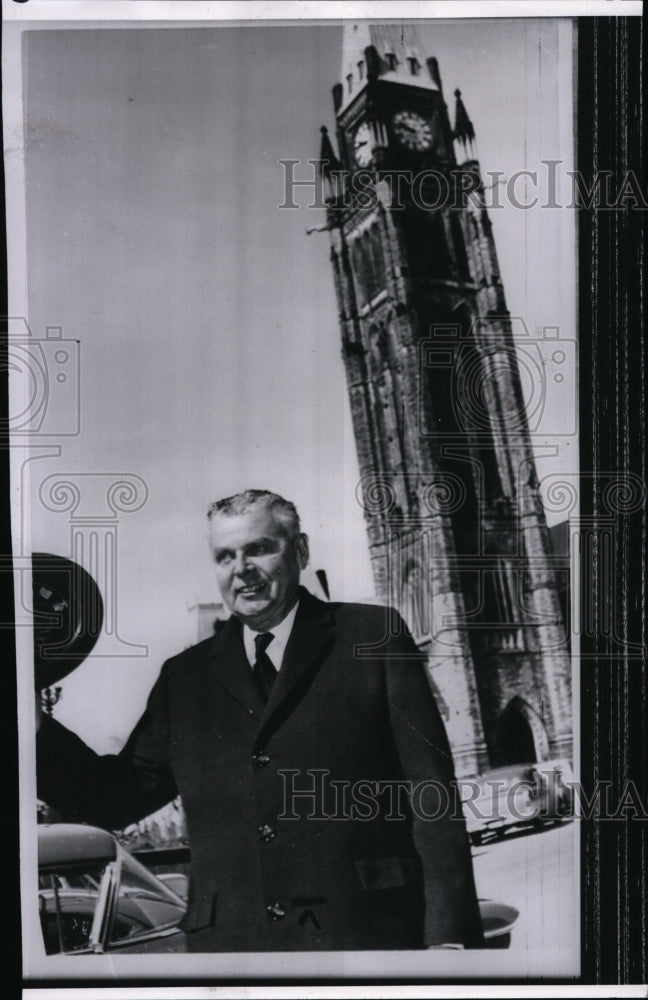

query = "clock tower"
[[318, 24, 572, 775]]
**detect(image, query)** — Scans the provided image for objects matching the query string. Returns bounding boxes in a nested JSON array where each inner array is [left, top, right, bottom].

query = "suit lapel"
[[207, 589, 336, 734], [256, 588, 336, 744], [209, 616, 265, 714]]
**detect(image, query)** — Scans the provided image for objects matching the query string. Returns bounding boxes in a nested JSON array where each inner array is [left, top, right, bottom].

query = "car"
[[38, 823, 187, 955], [38, 822, 519, 953], [460, 758, 575, 846]]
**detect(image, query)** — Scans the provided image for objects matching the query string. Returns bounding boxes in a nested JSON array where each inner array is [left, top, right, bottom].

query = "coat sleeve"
[[383, 613, 484, 948], [36, 661, 178, 830]]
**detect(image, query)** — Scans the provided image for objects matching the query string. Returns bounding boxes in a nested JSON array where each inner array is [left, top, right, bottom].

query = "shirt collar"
[[242, 598, 300, 670]]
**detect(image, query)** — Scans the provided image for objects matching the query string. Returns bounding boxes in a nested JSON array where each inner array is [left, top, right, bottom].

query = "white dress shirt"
[[242, 599, 300, 672]]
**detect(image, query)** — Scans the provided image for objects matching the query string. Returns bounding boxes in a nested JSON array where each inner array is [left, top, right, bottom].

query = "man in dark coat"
[[37, 489, 484, 952]]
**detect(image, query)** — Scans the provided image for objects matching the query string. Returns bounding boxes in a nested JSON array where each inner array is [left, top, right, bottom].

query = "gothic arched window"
[[367, 225, 387, 295], [351, 239, 367, 307], [402, 556, 432, 640], [449, 212, 471, 281], [350, 225, 387, 306]]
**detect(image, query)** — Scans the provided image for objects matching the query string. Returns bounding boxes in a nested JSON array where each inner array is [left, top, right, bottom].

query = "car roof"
[[38, 823, 117, 869]]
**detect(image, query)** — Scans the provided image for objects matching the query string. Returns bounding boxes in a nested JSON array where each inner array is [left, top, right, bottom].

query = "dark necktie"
[[253, 632, 276, 702]]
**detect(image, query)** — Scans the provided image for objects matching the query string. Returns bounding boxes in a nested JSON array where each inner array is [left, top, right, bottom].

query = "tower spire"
[[453, 88, 477, 161], [318, 125, 342, 203], [337, 22, 439, 113], [319, 124, 340, 169]]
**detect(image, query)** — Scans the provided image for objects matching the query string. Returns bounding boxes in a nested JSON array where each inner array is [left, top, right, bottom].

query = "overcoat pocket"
[[354, 856, 412, 891], [181, 891, 218, 932]]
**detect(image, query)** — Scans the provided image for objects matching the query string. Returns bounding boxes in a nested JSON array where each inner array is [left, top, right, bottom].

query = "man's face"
[[209, 507, 309, 631]]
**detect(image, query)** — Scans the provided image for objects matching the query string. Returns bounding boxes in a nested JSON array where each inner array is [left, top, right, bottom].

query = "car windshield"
[[109, 845, 185, 945], [38, 844, 186, 954], [39, 865, 106, 954]]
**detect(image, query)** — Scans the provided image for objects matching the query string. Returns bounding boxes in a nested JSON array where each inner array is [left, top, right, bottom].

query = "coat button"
[[258, 823, 276, 843], [253, 751, 271, 768], [266, 901, 286, 921]]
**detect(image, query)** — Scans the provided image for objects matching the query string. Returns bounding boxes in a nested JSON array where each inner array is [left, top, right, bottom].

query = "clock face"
[[391, 109, 434, 152], [353, 122, 373, 167]]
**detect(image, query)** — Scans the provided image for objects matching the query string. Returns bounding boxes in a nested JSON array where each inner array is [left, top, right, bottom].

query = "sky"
[[15, 17, 577, 751]]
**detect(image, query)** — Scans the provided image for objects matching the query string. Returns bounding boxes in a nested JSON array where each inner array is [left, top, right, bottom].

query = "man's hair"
[[207, 489, 301, 537]]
